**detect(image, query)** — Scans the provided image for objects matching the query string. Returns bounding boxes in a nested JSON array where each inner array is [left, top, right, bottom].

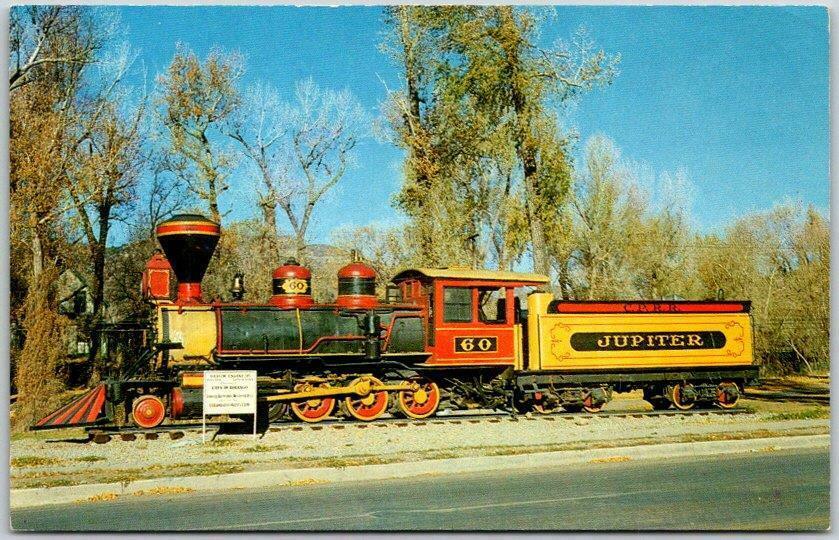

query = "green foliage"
[[382, 7, 617, 276]]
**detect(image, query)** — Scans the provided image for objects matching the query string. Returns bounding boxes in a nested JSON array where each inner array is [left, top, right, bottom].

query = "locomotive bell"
[[336, 250, 377, 309], [230, 272, 246, 301], [155, 214, 221, 304], [269, 258, 314, 308]]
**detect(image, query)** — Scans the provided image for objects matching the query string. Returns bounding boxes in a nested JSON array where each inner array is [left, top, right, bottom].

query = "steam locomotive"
[[34, 214, 759, 431]]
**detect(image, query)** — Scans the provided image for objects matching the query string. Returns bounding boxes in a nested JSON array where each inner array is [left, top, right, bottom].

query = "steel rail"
[[76, 407, 752, 443]]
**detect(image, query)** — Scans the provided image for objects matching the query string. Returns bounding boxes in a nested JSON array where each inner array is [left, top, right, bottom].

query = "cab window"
[[443, 287, 473, 322], [478, 287, 507, 324]]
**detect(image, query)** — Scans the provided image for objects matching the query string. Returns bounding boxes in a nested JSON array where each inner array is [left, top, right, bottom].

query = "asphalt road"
[[12, 447, 829, 531]]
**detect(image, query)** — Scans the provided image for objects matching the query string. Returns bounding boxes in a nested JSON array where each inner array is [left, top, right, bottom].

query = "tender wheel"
[[670, 383, 696, 411], [397, 379, 440, 419], [644, 387, 671, 410], [290, 383, 336, 423], [649, 398, 671, 410], [533, 402, 560, 414], [344, 376, 389, 421], [716, 381, 740, 409], [132, 395, 166, 429], [582, 394, 603, 413]]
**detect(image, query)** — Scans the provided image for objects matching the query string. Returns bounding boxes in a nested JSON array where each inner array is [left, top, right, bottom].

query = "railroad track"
[[76, 407, 750, 444]]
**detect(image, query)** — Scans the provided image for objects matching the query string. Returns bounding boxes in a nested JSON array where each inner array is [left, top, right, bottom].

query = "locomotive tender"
[[35, 214, 759, 431]]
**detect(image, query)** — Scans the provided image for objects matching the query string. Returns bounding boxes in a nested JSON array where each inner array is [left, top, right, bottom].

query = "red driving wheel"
[[132, 395, 166, 428], [345, 377, 389, 421], [290, 383, 336, 423], [397, 379, 440, 419]]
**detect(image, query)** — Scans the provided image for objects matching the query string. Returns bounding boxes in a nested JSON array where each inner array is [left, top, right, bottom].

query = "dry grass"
[[11, 456, 63, 467], [243, 444, 287, 453], [284, 478, 327, 487], [131, 486, 195, 497], [74, 455, 106, 463], [12, 461, 249, 489], [11, 426, 86, 442], [589, 456, 632, 464], [208, 439, 239, 447], [766, 408, 830, 421], [82, 492, 119, 503]]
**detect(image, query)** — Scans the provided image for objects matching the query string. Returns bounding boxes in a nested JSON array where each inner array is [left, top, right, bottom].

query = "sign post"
[[202, 370, 258, 442]]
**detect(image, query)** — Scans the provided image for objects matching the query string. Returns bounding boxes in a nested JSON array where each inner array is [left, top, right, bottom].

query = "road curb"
[[10, 433, 829, 509]]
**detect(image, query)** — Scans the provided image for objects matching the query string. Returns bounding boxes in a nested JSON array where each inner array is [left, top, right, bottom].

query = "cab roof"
[[391, 267, 549, 285]]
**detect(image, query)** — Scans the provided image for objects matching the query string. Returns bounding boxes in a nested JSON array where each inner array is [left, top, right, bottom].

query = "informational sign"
[[203, 370, 257, 414], [202, 370, 257, 442]]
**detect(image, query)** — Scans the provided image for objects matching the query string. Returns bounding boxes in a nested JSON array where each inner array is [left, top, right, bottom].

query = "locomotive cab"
[[391, 268, 548, 367]]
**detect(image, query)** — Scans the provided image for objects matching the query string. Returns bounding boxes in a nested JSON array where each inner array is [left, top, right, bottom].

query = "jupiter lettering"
[[574, 331, 723, 352]]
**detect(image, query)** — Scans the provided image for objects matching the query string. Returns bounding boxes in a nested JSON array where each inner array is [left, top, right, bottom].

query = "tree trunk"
[[498, 7, 551, 280], [557, 257, 572, 300], [208, 197, 221, 225], [31, 228, 44, 279], [398, 7, 435, 265], [87, 206, 109, 382], [207, 167, 221, 224], [294, 232, 306, 263], [259, 198, 280, 259], [523, 173, 550, 277]]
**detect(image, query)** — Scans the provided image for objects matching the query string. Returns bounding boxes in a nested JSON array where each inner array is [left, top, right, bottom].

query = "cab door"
[[427, 280, 516, 366]]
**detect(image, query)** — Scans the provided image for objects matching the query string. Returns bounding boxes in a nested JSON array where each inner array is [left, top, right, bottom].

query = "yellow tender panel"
[[156, 306, 216, 364], [536, 312, 753, 371]]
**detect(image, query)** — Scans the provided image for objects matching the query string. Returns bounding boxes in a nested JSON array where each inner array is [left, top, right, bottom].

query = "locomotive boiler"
[[34, 213, 759, 431]]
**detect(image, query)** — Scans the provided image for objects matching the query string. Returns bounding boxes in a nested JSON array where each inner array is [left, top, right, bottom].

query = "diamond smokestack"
[[155, 214, 221, 303]]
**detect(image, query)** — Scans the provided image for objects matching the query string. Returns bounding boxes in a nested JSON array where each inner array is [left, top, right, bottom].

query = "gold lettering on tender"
[[647, 335, 656, 347], [597, 335, 611, 348], [613, 335, 629, 348], [631, 335, 644, 347], [671, 335, 684, 346], [688, 334, 703, 346], [655, 335, 668, 347]]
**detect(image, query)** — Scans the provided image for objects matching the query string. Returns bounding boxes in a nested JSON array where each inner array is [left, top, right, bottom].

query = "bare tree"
[[138, 151, 193, 237], [230, 78, 368, 262], [157, 44, 243, 224], [67, 84, 146, 377], [9, 6, 124, 427], [569, 135, 639, 299], [227, 83, 289, 257], [9, 6, 103, 93]]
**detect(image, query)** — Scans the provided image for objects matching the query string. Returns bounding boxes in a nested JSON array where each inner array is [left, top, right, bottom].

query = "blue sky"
[[113, 5, 828, 244]]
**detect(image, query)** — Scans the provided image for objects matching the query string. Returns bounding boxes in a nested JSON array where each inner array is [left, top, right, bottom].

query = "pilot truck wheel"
[[131, 395, 166, 429]]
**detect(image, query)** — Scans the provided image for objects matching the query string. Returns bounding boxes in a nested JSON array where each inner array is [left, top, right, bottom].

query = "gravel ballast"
[[10, 398, 829, 491]]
